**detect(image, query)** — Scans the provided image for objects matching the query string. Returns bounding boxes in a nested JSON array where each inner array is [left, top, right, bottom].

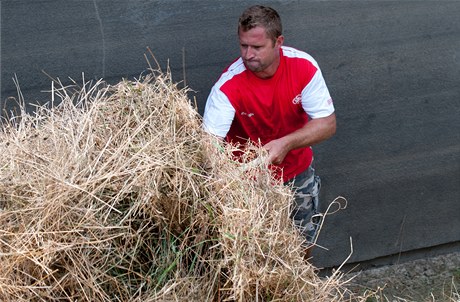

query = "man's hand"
[[264, 137, 290, 165]]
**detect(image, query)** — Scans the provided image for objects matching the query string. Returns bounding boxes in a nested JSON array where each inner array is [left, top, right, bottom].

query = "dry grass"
[[0, 69, 370, 301]]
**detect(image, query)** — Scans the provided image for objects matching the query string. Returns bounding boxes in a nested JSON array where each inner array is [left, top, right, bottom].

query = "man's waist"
[[274, 147, 313, 182]]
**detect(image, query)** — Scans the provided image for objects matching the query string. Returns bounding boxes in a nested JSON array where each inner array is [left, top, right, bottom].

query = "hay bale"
[[0, 70, 367, 301]]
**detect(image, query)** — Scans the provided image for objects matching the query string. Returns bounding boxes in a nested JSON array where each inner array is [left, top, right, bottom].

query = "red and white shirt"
[[203, 46, 334, 181]]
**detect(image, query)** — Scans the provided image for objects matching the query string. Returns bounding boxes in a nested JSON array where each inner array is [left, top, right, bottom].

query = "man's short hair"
[[238, 5, 282, 43]]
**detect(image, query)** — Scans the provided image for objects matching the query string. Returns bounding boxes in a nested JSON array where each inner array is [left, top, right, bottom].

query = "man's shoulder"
[[281, 46, 319, 67], [220, 58, 246, 80], [213, 58, 247, 92]]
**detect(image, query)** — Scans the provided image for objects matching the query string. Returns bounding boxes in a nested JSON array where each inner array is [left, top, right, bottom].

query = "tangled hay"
[[0, 69, 366, 301]]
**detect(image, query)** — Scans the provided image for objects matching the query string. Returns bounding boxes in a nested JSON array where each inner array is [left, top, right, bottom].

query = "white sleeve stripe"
[[282, 46, 320, 68]]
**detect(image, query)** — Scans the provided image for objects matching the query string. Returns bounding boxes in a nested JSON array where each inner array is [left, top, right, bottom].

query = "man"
[[203, 5, 336, 256]]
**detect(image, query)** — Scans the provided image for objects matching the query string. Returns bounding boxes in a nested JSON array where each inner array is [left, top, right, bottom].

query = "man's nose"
[[244, 47, 255, 59]]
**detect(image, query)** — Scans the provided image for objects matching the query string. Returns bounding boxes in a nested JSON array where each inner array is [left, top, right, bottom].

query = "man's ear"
[[275, 35, 284, 48]]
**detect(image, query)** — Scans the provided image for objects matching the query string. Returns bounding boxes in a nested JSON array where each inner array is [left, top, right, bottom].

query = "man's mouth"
[[245, 59, 259, 66]]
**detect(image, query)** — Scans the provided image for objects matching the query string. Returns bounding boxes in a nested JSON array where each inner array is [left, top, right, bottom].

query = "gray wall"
[[1, 0, 459, 269]]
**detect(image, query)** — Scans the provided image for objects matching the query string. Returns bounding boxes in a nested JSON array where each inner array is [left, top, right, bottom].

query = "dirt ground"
[[345, 252, 460, 301]]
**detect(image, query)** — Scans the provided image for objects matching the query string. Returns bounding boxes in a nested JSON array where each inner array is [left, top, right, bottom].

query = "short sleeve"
[[202, 86, 236, 138], [301, 70, 335, 119]]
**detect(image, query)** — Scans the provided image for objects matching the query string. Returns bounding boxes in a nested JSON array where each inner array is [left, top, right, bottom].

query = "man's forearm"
[[264, 113, 336, 164], [286, 113, 336, 150]]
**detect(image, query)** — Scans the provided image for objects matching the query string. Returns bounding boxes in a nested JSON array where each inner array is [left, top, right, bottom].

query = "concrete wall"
[[1, 0, 459, 268]]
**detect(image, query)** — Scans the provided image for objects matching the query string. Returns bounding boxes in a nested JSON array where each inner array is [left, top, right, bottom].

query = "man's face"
[[239, 26, 284, 78]]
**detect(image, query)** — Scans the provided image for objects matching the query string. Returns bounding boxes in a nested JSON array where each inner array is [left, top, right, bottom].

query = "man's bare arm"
[[264, 113, 336, 165]]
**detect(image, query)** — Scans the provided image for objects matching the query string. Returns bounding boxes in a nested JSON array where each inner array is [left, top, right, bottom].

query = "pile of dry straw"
[[0, 69, 367, 301]]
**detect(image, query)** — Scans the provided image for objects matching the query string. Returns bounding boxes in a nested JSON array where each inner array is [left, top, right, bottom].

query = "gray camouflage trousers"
[[285, 165, 322, 245]]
